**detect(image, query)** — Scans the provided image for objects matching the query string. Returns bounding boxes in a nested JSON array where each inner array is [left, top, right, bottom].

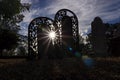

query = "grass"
[[0, 57, 120, 80], [88, 57, 120, 80]]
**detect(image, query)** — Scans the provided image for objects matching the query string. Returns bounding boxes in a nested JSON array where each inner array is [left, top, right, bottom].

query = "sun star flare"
[[48, 31, 56, 40]]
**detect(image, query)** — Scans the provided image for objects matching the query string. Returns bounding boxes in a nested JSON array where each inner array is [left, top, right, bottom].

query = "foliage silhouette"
[[0, 0, 30, 56]]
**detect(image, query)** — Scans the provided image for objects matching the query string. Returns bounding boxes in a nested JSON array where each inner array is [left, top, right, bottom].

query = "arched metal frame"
[[28, 9, 79, 59], [28, 17, 54, 58], [54, 9, 79, 50]]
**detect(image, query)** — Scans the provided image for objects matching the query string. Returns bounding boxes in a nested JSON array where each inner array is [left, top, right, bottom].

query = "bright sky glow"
[[20, 0, 120, 36], [48, 31, 56, 40]]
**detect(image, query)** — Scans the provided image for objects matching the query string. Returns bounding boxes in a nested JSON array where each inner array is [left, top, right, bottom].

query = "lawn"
[[0, 57, 120, 80], [88, 57, 120, 80]]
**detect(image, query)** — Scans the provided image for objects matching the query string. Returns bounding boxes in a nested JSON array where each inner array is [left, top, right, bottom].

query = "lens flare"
[[49, 31, 56, 40]]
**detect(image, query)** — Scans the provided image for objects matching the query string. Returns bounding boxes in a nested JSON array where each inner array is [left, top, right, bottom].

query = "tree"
[[0, 29, 19, 56], [0, 0, 30, 19], [0, 0, 30, 56], [17, 35, 28, 56], [81, 34, 94, 56]]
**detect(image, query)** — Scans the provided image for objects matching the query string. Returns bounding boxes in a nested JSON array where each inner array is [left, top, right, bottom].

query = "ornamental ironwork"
[[28, 17, 54, 59], [28, 9, 79, 59], [54, 9, 79, 50]]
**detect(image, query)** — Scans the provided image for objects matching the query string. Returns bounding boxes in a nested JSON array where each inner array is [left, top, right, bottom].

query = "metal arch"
[[28, 17, 54, 58], [54, 9, 79, 49]]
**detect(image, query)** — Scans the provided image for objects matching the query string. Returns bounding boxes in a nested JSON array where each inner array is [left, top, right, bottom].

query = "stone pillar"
[[91, 17, 108, 56]]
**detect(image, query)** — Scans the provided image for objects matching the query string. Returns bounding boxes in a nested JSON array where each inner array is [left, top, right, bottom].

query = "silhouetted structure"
[[110, 37, 120, 56], [106, 23, 120, 56], [91, 17, 108, 56], [54, 9, 79, 57], [28, 9, 79, 59], [28, 17, 55, 59], [91, 17, 120, 56]]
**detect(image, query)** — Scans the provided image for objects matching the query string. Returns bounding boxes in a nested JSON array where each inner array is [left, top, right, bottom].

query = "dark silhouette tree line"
[[0, 0, 30, 56], [0, 0, 119, 58], [86, 17, 120, 56]]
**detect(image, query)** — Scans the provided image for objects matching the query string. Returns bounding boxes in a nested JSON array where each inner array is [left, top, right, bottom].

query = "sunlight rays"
[[37, 26, 57, 53], [49, 31, 56, 40]]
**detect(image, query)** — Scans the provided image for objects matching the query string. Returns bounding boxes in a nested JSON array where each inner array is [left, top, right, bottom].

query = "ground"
[[88, 57, 120, 80], [0, 57, 120, 80]]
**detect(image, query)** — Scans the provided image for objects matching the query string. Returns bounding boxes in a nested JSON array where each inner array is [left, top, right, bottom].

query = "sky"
[[20, 0, 120, 36]]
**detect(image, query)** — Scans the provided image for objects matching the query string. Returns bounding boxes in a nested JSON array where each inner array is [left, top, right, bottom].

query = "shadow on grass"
[[0, 58, 88, 80]]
